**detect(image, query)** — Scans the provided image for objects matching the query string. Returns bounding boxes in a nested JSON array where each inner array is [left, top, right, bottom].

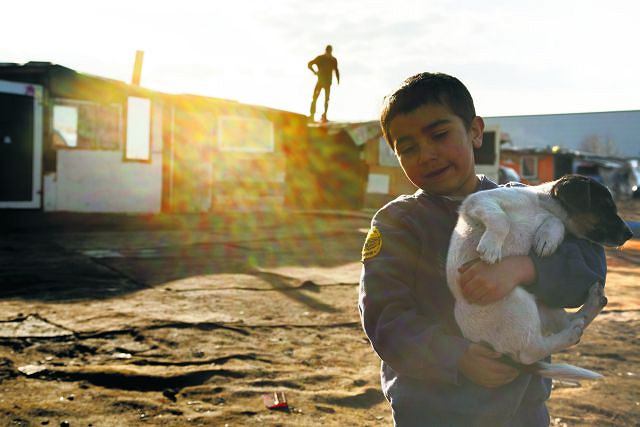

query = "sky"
[[3, 0, 639, 122]]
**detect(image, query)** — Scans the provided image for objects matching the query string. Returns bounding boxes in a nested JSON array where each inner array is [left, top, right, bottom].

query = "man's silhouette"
[[308, 45, 340, 122]]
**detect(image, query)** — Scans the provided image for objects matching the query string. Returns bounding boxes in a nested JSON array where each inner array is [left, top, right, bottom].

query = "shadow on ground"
[[0, 212, 367, 305]]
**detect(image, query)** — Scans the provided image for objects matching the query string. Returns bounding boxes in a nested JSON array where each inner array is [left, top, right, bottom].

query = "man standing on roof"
[[308, 45, 340, 123]]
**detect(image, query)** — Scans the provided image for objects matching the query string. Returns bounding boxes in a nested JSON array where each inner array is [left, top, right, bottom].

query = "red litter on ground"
[[262, 392, 288, 410]]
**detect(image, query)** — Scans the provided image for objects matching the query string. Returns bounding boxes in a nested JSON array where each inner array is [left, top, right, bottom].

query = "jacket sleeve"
[[358, 207, 469, 384], [528, 235, 607, 308]]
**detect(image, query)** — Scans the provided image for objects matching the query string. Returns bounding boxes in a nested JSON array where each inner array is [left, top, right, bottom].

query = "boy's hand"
[[458, 256, 535, 305], [457, 343, 519, 388]]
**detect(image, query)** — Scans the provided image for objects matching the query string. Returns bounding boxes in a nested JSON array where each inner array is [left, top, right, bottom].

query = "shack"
[[285, 122, 369, 210], [500, 146, 564, 185], [356, 122, 415, 209], [0, 62, 309, 213], [300, 121, 503, 210], [0, 62, 164, 213], [166, 94, 308, 212]]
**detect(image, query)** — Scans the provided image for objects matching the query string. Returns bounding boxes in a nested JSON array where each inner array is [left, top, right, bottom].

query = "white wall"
[[44, 99, 164, 213], [49, 150, 162, 213]]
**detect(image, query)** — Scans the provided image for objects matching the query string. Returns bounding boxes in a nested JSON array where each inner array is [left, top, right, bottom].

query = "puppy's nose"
[[623, 226, 634, 241], [618, 222, 634, 244]]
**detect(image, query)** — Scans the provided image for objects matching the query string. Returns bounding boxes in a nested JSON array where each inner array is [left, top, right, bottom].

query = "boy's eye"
[[397, 144, 418, 155], [433, 131, 448, 140]]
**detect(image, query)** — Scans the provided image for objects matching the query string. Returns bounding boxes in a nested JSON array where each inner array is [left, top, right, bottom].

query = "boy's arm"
[[459, 236, 606, 308], [498, 181, 607, 308], [359, 209, 469, 384], [528, 235, 606, 308]]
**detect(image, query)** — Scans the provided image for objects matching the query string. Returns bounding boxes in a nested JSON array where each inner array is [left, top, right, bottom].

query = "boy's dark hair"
[[380, 72, 476, 148]]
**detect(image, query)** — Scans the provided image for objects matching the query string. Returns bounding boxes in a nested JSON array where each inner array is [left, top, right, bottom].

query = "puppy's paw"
[[533, 218, 564, 257], [477, 235, 502, 264], [533, 230, 562, 257], [568, 317, 585, 345], [588, 281, 607, 308]]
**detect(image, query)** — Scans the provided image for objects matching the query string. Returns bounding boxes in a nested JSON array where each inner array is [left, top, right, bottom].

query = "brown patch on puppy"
[[567, 212, 599, 238]]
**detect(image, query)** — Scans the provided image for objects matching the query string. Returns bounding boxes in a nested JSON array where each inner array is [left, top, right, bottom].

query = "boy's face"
[[388, 103, 484, 197]]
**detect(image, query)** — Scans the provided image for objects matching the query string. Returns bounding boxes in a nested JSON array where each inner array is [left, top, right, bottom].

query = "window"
[[125, 97, 151, 161], [52, 99, 122, 150], [52, 105, 78, 147], [521, 156, 538, 179], [218, 116, 274, 152]]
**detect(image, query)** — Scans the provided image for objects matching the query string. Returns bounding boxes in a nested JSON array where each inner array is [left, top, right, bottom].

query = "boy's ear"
[[470, 116, 484, 149]]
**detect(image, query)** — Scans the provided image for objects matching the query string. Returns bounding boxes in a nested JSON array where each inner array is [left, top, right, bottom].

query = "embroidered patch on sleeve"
[[362, 226, 382, 261]]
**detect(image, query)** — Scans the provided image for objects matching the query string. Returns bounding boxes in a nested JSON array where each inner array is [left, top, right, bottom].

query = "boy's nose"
[[418, 141, 437, 163]]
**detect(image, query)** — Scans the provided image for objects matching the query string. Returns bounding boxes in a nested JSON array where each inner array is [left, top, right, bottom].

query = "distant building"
[[485, 110, 640, 158], [501, 146, 637, 199]]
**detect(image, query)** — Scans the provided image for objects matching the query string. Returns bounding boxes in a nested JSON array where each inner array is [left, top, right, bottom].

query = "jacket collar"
[[415, 174, 497, 202]]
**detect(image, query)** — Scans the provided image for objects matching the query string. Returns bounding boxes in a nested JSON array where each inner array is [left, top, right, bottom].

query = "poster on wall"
[[367, 173, 390, 194]]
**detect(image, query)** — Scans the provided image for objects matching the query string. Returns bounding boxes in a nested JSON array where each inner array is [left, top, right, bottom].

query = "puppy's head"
[[551, 174, 633, 247]]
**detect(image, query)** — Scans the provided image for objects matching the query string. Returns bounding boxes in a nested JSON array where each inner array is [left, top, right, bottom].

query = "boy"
[[358, 72, 606, 426]]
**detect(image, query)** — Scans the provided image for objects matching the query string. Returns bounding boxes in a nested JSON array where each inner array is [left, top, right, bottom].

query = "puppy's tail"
[[498, 355, 602, 381], [531, 361, 602, 381]]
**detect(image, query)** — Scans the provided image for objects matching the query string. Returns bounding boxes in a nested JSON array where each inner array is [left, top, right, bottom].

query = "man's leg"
[[322, 85, 332, 121], [310, 81, 322, 119]]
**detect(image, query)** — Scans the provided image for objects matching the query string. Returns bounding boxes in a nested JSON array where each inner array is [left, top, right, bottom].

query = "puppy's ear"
[[551, 175, 592, 212]]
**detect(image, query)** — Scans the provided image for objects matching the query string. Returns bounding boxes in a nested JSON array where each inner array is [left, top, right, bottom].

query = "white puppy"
[[446, 175, 633, 380]]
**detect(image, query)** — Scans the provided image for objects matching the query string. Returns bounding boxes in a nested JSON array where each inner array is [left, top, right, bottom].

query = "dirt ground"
[[0, 201, 638, 427]]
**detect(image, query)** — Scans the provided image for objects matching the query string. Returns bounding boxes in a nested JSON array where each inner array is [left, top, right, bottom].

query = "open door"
[[0, 80, 43, 208]]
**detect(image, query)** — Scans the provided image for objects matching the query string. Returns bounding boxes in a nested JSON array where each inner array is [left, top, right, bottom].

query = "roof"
[[0, 61, 307, 119], [320, 120, 381, 146], [487, 109, 640, 120], [502, 145, 631, 166], [501, 145, 575, 155], [178, 93, 306, 118], [0, 62, 125, 86]]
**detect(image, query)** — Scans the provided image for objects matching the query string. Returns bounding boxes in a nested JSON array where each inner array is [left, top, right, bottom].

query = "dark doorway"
[[0, 92, 34, 202]]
